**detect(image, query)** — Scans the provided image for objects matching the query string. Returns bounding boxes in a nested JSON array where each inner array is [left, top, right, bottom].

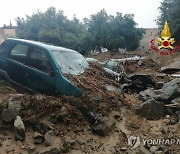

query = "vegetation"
[[16, 7, 144, 55], [157, 0, 180, 43]]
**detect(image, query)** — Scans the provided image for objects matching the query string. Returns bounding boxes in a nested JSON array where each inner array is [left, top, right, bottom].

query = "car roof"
[[6, 38, 77, 53]]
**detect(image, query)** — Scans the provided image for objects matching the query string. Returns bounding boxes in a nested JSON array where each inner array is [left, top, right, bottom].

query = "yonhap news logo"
[[128, 135, 141, 149], [128, 135, 180, 149]]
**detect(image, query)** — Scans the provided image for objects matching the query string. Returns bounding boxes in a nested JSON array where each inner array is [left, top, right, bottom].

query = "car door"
[[7, 43, 29, 86], [25, 47, 56, 94]]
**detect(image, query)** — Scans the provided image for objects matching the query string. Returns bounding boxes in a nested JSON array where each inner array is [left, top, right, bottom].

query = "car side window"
[[29, 48, 52, 74], [0, 41, 9, 54], [9, 44, 29, 64]]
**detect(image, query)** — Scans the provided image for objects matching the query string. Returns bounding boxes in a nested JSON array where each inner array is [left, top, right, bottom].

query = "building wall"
[[139, 28, 159, 50], [0, 26, 16, 44]]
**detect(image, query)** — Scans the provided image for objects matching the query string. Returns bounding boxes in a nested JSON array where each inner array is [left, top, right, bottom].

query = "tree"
[[157, 0, 180, 42], [16, 7, 144, 54], [87, 10, 144, 51]]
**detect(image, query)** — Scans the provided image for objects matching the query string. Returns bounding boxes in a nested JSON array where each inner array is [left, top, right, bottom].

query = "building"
[[0, 23, 16, 44], [139, 28, 159, 50]]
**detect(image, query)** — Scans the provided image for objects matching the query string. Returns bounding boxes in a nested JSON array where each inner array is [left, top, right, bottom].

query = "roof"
[[6, 38, 76, 53]]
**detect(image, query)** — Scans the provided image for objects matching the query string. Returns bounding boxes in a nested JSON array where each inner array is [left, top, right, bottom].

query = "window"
[[9, 44, 29, 63], [0, 40, 11, 54], [28, 48, 52, 74]]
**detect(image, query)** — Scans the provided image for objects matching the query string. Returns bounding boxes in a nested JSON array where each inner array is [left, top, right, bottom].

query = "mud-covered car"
[[0, 38, 88, 96]]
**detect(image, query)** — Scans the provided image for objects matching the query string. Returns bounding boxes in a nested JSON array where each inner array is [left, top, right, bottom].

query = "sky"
[[1, 0, 162, 28]]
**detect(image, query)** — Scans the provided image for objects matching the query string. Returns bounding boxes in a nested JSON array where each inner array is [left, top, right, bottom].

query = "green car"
[[0, 38, 89, 96]]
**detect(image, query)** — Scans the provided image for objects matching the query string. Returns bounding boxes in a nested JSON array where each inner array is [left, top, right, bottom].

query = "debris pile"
[[0, 52, 179, 153]]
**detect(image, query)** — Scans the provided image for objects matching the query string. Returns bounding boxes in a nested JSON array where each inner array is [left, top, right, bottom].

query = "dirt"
[[0, 50, 179, 154]]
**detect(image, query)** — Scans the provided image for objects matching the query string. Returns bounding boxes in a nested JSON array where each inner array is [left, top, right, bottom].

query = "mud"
[[0, 51, 179, 154]]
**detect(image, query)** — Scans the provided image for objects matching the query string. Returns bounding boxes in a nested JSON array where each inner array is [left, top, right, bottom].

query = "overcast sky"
[[1, 0, 162, 28]]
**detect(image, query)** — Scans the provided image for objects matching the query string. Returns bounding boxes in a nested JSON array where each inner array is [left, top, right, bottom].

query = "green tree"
[[157, 0, 180, 42], [16, 7, 144, 54]]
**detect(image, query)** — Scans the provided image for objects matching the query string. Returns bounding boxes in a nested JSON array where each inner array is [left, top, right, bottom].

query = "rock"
[[92, 120, 111, 136], [44, 130, 54, 146], [38, 122, 52, 134], [20, 145, 26, 149], [9, 94, 23, 101], [135, 98, 164, 120], [161, 125, 169, 135], [139, 144, 151, 154], [71, 141, 81, 150], [128, 123, 140, 129], [139, 88, 164, 102], [41, 147, 61, 154], [61, 142, 71, 153], [138, 60, 143, 66], [159, 145, 169, 153], [175, 111, 180, 123], [106, 85, 123, 93], [34, 94, 44, 101], [155, 150, 164, 154], [161, 60, 180, 73], [139, 88, 157, 101], [0, 103, 4, 116], [14, 116, 25, 141], [60, 106, 69, 116], [112, 111, 122, 121], [76, 138, 86, 145], [2, 108, 18, 124], [120, 146, 127, 151], [150, 146, 159, 153], [34, 132, 44, 144], [129, 73, 156, 91], [6, 147, 15, 153], [157, 78, 180, 103], [171, 97, 180, 105], [155, 82, 164, 89], [8, 100, 21, 112], [27, 145, 36, 153]]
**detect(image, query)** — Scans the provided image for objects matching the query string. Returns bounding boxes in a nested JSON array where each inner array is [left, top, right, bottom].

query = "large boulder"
[[135, 98, 164, 120], [156, 78, 180, 103]]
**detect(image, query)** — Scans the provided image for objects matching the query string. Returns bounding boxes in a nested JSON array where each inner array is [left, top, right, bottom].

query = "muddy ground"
[[0, 50, 179, 154]]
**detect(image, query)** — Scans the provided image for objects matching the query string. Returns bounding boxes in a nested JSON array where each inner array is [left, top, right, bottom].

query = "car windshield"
[[51, 50, 89, 75]]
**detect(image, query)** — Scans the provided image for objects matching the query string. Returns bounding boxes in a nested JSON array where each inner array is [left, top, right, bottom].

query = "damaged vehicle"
[[0, 38, 88, 96]]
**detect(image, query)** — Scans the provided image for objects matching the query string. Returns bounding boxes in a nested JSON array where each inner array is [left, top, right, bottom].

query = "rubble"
[[0, 51, 179, 153]]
